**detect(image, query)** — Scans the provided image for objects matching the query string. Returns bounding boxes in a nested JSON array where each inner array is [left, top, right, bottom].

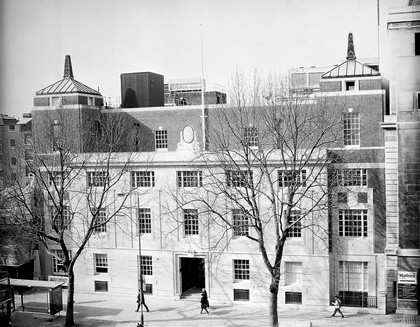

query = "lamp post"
[[117, 192, 143, 327]]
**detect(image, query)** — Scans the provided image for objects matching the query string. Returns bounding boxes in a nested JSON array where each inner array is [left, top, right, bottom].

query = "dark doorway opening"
[[180, 257, 205, 293]]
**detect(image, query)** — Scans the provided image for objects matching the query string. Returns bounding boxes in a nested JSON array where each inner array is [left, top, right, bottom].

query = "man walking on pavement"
[[331, 295, 344, 318]]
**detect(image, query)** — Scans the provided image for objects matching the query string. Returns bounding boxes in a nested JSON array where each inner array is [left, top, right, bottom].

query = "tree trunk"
[[269, 283, 279, 327], [65, 267, 75, 326]]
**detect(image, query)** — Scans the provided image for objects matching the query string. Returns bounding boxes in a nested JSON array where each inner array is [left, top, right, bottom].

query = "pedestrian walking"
[[331, 295, 344, 318], [200, 288, 209, 314], [136, 289, 149, 312]]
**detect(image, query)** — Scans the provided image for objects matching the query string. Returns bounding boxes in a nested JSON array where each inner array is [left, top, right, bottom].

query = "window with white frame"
[[338, 261, 368, 293], [339, 209, 368, 237], [184, 209, 199, 235], [131, 171, 155, 188], [94, 209, 107, 233], [343, 112, 360, 146], [9, 139, 16, 147], [233, 259, 250, 280], [94, 254, 108, 273], [177, 171, 203, 188], [244, 126, 258, 147], [285, 262, 302, 285], [226, 170, 253, 188], [336, 169, 367, 186], [87, 171, 107, 187], [335, 169, 367, 186], [232, 209, 249, 237], [51, 249, 71, 275], [278, 170, 306, 187], [138, 208, 152, 234], [287, 210, 301, 238], [140, 255, 153, 276], [49, 205, 71, 231], [49, 172, 62, 187], [155, 130, 168, 149]]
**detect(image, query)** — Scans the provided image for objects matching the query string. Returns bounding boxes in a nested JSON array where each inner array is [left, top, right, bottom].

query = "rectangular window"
[[94, 254, 108, 273], [138, 208, 152, 234], [417, 92, 420, 110], [287, 211, 301, 238], [184, 209, 199, 235], [415, 33, 420, 56], [144, 284, 153, 294], [244, 126, 258, 147], [49, 172, 62, 187], [233, 259, 250, 280], [94, 209, 107, 233], [24, 149, 34, 161], [343, 112, 360, 146], [140, 255, 153, 276], [8, 125, 15, 131], [233, 289, 250, 301], [337, 192, 348, 203], [87, 171, 107, 187], [155, 130, 168, 149], [11, 157, 17, 166], [358, 192, 368, 204], [336, 169, 367, 186], [226, 170, 253, 188], [94, 281, 108, 292], [24, 134, 32, 145], [177, 171, 203, 188], [52, 249, 71, 275], [345, 81, 355, 91], [285, 262, 302, 285], [49, 205, 71, 231], [339, 261, 368, 293], [131, 171, 155, 188], [278, 170, 306, 187], [9, 139, 16, 147], [339, 209, 368, 237], [285, 292, 302, 304], [232, 209, 249, 237]]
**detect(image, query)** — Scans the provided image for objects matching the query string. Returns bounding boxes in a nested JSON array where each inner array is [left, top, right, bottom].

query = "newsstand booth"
[[10, 279, 64, 316]]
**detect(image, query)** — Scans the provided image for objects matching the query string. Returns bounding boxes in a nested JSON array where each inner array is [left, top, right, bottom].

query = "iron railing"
[[331, 293, 377, 308]]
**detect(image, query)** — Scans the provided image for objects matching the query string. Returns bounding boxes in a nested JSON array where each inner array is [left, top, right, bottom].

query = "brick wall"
[[320, 80, 341, 92], [359, 79, 382, 91]]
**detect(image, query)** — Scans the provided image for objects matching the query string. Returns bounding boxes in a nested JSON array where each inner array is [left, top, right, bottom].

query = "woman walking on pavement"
[[331, 295, 344, 318], [136, 289, 149, 312], [200, 288, 209, 314]]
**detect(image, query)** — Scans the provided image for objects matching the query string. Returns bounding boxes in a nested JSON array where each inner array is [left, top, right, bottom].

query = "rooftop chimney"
[[63, 55, 74, 78], [346, 33, 356, 61]]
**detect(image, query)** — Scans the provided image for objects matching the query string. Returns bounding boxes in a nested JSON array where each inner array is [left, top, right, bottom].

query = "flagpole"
[[200, 24, 206, 150]]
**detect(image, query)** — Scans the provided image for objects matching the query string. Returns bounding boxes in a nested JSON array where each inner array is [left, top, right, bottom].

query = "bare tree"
[[167, 72, 347, 327], [2, 110, 141, 326]]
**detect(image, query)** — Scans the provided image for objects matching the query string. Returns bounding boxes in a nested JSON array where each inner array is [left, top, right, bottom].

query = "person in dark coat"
[[331, 295, 344, 318], [136, 289, 149, 312], [200, 288, 209, 314]]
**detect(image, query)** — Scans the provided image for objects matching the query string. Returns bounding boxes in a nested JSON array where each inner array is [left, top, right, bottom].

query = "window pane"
[[233, 259, 250, 280]]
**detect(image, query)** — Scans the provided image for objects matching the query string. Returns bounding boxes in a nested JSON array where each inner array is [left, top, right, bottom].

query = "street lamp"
[[117, 192, 144, 327]]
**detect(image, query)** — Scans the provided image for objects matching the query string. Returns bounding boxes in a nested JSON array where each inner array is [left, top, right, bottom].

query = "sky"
[[0, 0, 380, 119]]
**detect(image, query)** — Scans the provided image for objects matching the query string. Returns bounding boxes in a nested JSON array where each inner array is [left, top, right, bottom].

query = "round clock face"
[[182, 126, 194, 143]]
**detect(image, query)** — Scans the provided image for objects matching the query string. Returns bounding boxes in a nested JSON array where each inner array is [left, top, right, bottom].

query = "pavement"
[[9, 290, 420, 327]]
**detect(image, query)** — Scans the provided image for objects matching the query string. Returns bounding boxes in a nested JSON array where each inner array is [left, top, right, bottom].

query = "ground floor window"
[[52, 249, 71, 275], [285, 291, 302, 304], [233, 289, 249, 301], [140, 255, 153, 276], [338, 261, 370, 307], [94, 281, 108, 292], [144, 284, 153, 294]]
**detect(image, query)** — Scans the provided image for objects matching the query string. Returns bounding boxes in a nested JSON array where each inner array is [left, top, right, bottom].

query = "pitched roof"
[[322, 33, 380, 79], [36, 55, 101, 96]]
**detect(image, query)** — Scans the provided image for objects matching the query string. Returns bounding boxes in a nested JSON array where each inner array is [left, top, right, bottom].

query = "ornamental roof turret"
[[36, 55, 101, 96], [322, 33, 380, 78]]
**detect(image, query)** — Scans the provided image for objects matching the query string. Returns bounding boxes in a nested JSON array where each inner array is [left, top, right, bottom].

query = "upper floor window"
[[232, 209, 249, 237], [52, 249, 72, 276], [233, 259, 250, 280], [184, 209, 199, 235], [49, 172, 63, 187], [138, 208, 152, 234], [244, 126, 258, 147], [49, 205, 71, 231], [278, 170, 306, 188], [155, 130, 168, 150], [345, 81, 355, 91], [10, 157, 17, 166], [335, 169, 367, 187], [24, 134, 32, 145], [177, 171, 202, 188], [287, 210, 301, 238], [94, 253, 108, 273], [339, 209, 368, 237], [226, 170, 253, 188], [87, 171, 107, 187], [94, 209, 107, 233], [140, 255, 153, 276], [285, 262, 302, 285], [8, 125, 15, 131], [131, 171, 155, 188], [343, 112, 360, 146], [9, 139, 16, 147]]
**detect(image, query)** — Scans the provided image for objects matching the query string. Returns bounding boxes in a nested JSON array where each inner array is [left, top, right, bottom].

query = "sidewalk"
[[10, 290, 420, 327]]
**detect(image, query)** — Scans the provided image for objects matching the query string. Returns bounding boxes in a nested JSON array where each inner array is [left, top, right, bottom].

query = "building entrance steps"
[[180, 287, 202, 302]]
